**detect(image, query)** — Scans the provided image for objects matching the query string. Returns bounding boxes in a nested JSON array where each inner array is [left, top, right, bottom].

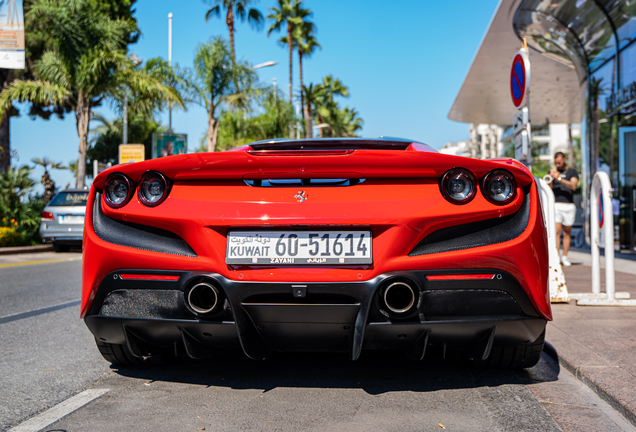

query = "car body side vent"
[[409, 188, 531, 256], [92, 193, 197, 257]]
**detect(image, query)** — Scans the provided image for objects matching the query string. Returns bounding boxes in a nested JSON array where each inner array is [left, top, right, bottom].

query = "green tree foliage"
[[196, 87, 295, 152], [293, 21, 320, 137], [192, 37, 257, 151], [1, 0, 140, 173], [31, 157, 66, 203], [268, 0, 310, 113], [87, 113, 167, 164], [301, 83, 324, 138], [0, 166, 45, 245], [20, 0, 140, 120], [205, 0, 264, 62], [302, 75, 362, 138], [0, 0, 182, 188]]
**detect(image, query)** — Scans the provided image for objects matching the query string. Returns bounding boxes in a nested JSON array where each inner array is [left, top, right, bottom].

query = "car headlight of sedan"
[[138, 171, 169, 207], [103, 174, 134, 208]]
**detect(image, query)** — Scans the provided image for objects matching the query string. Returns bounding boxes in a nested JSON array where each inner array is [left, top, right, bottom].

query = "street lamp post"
[[273, 78, 277, 100], [252, 62, 278, 99], [253, 61, 278, 70]]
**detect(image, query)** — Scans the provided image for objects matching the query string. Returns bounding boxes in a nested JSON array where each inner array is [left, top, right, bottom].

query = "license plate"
[[59, 215, 84, 224], [226, 231, 372, 265]]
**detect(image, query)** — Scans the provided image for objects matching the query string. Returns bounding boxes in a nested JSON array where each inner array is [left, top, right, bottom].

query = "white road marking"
[[8, 389, 110, 432], [0, 300, 81, 325]]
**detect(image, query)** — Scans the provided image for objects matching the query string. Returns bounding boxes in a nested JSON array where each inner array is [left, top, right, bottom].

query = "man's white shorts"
[[554, 202, 576, 226]]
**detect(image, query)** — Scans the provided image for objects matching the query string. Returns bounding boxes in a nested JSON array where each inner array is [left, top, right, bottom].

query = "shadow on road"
[[111, 343, 560, 395]]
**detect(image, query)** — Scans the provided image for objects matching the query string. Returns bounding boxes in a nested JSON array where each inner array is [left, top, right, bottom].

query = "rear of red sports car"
[[82, 138, 550, 368]]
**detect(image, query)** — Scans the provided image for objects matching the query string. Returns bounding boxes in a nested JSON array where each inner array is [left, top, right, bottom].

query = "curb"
[[0, 245, 53, 255], [546, 341, 636, 428]]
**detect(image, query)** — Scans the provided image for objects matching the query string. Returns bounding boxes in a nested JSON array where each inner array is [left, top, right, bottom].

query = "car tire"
[[52, 242, 70, 253], [470, 330, 545, 369], [94, 338, 182, 366]]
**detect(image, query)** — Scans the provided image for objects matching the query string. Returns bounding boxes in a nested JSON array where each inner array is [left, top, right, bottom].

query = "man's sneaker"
[[561, 256, 572, 267]]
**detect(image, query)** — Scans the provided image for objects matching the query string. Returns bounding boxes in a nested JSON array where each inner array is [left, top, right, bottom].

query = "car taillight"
[[440, 168, 476, 204], [41, 211, 54, 221], [482, 169, 516, 204], [138, 171, 169, 207], [103, 173, 133, 208]]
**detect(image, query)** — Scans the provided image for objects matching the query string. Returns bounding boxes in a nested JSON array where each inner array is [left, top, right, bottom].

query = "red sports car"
[[82, 138, 550, 368]]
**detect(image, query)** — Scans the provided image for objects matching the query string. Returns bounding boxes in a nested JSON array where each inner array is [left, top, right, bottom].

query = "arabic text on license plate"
[[226, 231, 372, 265]]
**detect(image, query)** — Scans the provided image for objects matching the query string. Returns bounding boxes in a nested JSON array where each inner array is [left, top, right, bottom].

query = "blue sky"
[[11, 0, 500, 190]]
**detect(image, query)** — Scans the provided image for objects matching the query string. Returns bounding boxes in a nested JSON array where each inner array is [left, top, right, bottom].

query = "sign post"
[[0, 0, 25, 69], [513, 39, 568, 302], [118, 144, 145, 164], [511, 40, 531, 168]]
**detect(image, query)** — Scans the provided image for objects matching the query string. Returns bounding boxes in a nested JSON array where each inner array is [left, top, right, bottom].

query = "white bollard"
[[572, 171, 635, 306], [535, 177, 569, 303]]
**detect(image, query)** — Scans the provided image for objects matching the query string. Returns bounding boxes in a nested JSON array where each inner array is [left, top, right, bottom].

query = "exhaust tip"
[[186, 282, 220, 315], [383, 281, 416, 314]]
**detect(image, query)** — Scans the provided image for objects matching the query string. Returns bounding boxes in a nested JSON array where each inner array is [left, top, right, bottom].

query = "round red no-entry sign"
[[510, 50, 530, 109]]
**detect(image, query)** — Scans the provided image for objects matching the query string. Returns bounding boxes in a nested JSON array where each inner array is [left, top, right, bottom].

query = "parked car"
[[81, 138, 549, 368], [40, 189, 88, 251]]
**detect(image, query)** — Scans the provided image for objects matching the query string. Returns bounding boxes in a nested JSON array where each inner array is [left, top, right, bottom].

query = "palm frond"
[[0, 80, 71, 118], [33, 51, 72, 87], [205, 5, 221, 22]]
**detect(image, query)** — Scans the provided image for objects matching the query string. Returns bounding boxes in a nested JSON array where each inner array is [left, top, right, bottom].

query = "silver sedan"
[[39, 189, 88, 252]]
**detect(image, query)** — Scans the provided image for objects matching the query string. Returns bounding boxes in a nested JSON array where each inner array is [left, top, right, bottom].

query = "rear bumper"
[[84, 269, 547, 360]]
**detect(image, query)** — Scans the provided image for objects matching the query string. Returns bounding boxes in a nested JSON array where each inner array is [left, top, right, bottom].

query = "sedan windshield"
[[49, 192, 88, 207]]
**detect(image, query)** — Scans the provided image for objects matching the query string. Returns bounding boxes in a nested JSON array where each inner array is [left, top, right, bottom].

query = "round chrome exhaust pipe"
[[186, 282, 220, 314], [383, 281, 416, 314]]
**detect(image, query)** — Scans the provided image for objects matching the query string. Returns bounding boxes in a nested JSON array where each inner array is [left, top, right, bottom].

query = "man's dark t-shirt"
[[552, 167, 578, 203]]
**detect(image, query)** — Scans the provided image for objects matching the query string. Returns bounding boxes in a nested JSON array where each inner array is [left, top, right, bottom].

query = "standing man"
[[549, 151, 579, 266]]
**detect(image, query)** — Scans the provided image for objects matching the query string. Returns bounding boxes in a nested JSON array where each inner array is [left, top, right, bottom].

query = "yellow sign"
[[118, 144, 145, 164]]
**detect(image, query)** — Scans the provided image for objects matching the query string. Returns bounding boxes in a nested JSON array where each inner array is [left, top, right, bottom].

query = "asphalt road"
[[1, 253, 634, 432]]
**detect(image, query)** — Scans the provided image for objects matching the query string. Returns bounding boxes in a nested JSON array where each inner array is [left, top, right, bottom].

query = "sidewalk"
[[548, 252, 636, 426], [0, 245, 52, 255]]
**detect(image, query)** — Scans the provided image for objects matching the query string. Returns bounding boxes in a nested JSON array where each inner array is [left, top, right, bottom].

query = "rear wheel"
[[95, 338, 182, 366], [470, 330, 545, 369]]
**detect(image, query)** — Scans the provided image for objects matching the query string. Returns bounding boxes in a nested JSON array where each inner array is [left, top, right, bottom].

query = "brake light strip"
[[426, 274, 495, 281], [119, 274, 180, 281]]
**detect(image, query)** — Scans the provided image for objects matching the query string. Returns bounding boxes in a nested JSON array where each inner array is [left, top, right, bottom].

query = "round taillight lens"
[[441, 168, 476, 204], [482, 169, 516, 204], [138, 171, 169, 207], [103, 174, 133, 208]]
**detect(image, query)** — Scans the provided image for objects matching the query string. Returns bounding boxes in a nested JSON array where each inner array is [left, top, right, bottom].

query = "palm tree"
[[31, 157, 67, 202], [293, 21, 320, 132], [193, 37, 257, 152], [205, 0, 264, 63], [321, 75, 350, 102], [301, 83, 324, 138], [0, 0, 182, 188], [0, 165, 35, 207], [337, 107, 363, 137], [268, 0, 310, 111]]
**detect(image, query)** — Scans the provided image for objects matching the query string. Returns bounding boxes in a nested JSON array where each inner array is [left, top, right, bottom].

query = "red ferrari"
[[82, 138, 550, 368]]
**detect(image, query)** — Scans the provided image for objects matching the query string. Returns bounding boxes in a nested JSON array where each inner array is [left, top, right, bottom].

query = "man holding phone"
[[549, 152, 579, 266]]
